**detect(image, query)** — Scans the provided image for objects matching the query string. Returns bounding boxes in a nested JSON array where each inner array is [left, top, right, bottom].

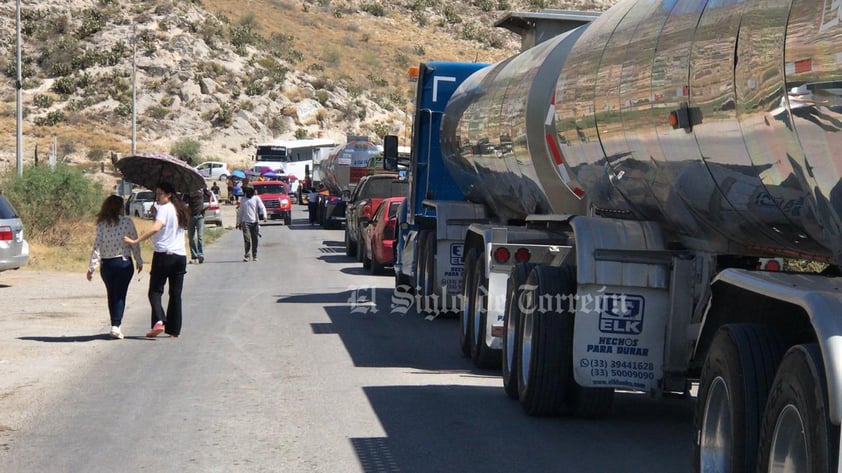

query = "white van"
[[194, 161, 230, 181]]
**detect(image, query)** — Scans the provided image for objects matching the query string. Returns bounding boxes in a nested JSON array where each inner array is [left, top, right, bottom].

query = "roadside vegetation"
[[1, 165, 225, 272]]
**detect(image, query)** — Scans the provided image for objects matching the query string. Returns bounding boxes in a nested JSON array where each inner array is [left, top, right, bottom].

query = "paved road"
[[0, 206, 696, 473]]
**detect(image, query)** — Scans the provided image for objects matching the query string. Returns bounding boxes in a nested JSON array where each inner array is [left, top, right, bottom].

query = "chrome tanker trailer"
[[316, 139, 381, 227], [392, 0, 842, 471]]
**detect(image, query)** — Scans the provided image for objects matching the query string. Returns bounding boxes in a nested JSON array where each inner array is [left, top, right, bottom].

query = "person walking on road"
[[123, 182, 190, 338], [87, 195, 143, 340], [237, 186, 267, 262], [185, 186, 209, 264]]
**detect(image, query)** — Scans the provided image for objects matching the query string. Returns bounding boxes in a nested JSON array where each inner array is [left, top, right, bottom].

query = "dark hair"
[[96, 195, 124, 225], [244, 186, 255, 198], [157, 182, 190, 228]]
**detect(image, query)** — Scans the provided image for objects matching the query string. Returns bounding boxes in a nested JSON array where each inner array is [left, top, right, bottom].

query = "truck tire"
[[756, 344, 839, 473], [469, 254, 500, 369], [459, 248, 479, 357], [345, 229, 357, 257], [517, 265, 574, 416], [565, 383, 614, 418], [502, 262, 535, 399], [284, 214, 291, 226], [695, 324, 785, 473]]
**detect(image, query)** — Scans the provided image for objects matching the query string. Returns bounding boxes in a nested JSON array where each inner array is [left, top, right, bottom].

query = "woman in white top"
[[87, 195, 143, 339], [124, 182, 190, 338]]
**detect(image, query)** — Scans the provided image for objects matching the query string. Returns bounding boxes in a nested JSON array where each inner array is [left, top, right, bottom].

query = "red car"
[[251, 180, 292, 225], [363, 197, 404, 274]]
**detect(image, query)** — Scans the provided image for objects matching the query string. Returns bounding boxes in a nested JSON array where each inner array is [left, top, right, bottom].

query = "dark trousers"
[[149, 252, 187, 336], [187, 214, 205, 259], [242, 222, 260, 258], [100, 257, 134, 327], [308, 201, 317, 223]]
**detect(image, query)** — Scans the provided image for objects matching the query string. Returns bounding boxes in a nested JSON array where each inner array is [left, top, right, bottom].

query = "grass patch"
[[24, 216, 228, 272]]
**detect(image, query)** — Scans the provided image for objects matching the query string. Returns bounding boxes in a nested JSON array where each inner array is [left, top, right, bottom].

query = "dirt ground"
[[0, 268, 150, 438]]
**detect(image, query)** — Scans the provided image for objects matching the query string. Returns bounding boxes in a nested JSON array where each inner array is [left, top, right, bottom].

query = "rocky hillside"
[[0, 0, 614, 173]]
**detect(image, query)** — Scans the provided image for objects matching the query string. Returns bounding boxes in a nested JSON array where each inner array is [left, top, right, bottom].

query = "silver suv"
[[0, 194, 29, 272]]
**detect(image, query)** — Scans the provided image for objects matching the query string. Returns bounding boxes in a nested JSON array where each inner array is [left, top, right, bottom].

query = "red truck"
[[251, 180, 292, 225]]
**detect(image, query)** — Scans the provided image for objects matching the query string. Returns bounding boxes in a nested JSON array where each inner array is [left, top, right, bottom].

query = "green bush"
[[1, 163, 104, 245], [170, 139, 202, 164]]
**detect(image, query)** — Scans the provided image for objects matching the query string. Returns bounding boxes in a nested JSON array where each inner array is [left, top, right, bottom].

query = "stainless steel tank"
[[553, 0, 842, 262], [444, 0, 842, 264], [319, 140, 382, 195], [440, 26, 590, 223]]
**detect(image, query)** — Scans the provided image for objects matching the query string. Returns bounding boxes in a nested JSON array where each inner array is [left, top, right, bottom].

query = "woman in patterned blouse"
[[87, 195, 144, 339]]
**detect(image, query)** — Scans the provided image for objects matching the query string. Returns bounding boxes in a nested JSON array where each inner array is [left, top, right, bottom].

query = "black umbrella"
[[116, 152, 205, 194]]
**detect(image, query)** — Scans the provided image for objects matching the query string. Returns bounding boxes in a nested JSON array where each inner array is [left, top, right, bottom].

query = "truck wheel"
[[362, 254, 371, 270], [695, 324, 785, 473], [284, 214, 291, 226], [459, 248, 479, 358], [345, 228, 357, 257], [502, 262, 535, 399], [517, 265, 574, 416], [469, 253, 500, 369], [756, 344, 839, 473], [565, 383, 614, 418]]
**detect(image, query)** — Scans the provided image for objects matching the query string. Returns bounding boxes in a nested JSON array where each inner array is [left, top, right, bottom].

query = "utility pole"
[[131, 22, 136, 155], [15, 0, 23, 177]]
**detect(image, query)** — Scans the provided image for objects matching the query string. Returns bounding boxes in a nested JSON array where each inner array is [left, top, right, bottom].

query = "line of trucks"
[[385, 1, 842, 471]]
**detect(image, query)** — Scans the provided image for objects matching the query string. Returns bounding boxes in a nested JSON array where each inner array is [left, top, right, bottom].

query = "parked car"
[[127, 190, 156, 219], [203, 190, 222, 227], [0, 194, 29, 272], [345, 174, 407, 259], [195, 161, 230, 181], [251, 180, 292, 225], [362, 197, 404, 274]]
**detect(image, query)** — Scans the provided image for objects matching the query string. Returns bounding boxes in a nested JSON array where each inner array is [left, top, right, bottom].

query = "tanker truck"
[[389, 1, 842, 471], [316, 138, 382, 227]]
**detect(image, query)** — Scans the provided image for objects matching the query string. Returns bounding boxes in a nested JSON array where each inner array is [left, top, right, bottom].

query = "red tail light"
[[0, 226, 12, 241], [493, 247, 510, 264], [514, 248, 531, 262]]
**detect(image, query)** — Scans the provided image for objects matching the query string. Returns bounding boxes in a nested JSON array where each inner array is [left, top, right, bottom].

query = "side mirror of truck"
[[383, 135, 398, 171]]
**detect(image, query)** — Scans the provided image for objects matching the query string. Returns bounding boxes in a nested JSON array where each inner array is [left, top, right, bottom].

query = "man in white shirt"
[[237, 186, 267, 261]]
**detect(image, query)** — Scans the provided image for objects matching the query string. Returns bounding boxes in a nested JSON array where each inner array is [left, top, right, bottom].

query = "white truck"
[[390, 1, 842, 471]]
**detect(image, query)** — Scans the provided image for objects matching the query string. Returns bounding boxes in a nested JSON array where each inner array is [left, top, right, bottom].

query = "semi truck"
[[389, 1, 842, 471]]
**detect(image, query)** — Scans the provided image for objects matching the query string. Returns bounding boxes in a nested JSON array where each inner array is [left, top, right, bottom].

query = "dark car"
[[344, 174, 407, 258], [362, 197, 404, 274]]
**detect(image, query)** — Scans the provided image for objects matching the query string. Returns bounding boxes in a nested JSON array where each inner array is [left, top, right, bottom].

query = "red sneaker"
[[146, 321, 164, 337]]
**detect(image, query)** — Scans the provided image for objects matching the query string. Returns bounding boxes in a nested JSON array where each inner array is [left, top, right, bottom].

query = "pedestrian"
[[233, 180, 244, 204], [237, 186, 267, 262], [87, 195, 143, 340], [185, 186, 209, 264], [211, 181, 220, 197], [123, 182, 190, 338], [226, 177, 234, 204], [307, 187, 318, 225]]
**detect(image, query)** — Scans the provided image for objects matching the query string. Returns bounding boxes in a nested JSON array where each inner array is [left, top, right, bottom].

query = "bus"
[[253, 138, 337, 196]]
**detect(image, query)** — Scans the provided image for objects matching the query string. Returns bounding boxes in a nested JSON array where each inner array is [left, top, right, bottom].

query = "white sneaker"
[[110, 326, 124, 339]]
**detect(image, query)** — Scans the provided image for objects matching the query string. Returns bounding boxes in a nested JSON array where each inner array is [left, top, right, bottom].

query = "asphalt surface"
[[0, 206, 696, 473]]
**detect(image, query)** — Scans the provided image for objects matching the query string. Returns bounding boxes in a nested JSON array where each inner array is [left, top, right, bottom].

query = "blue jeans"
[[149, 252, 186, 336], [100, 257, 134, 327], [188, 214, 205, 259]]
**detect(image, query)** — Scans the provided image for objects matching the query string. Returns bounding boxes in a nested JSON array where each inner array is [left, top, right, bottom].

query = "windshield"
[[256, 145, 287, 162], [254, 184, 287, 195], [360, 179, 408, 199], [136, 191, 155, 201]]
